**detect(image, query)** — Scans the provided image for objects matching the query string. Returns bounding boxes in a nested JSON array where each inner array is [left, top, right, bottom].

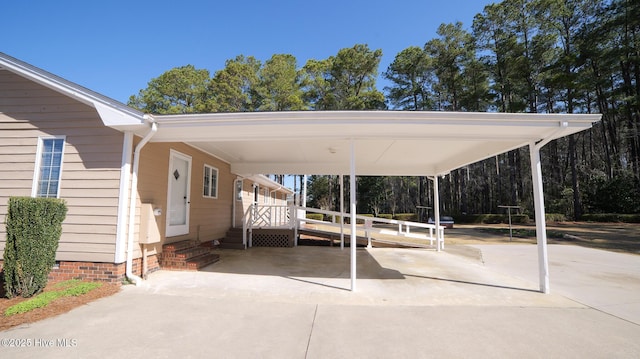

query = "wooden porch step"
[[219, 228, 246, 250], [225, 228, 244, 239], [219, 242, 246, 250]]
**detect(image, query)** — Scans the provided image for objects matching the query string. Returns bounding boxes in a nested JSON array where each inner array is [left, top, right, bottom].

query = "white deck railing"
[[243, 204, 293, 247], [243, 204, 445, 250]]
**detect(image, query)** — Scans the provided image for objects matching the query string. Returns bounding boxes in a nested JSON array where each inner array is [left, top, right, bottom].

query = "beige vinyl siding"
[[233, 178, 290, 227], [0, 70, 123, 263], [137, 142, 234, 251]]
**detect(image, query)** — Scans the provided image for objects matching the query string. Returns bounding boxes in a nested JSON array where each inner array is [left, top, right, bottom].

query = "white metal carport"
[[125, 110, 601, 293]]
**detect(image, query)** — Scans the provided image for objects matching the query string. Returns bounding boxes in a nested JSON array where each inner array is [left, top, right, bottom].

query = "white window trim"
[[263, 188, 269, 204], [202, 164, 219, 199], [32, 136, 66, 198]]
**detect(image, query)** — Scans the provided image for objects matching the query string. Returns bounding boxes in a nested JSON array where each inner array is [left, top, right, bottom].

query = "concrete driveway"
[[2, 245, 639, 358], [472, 244, 640, 325]]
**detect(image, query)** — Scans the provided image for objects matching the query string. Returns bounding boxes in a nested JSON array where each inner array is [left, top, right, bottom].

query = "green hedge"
[[455, 212, 640, 223], [545, 213, 567, 222], [3, 197, 67, 298], [393, 213, 418, 221], [455, 214, 530, 224], [305, 213, 324, 221], [581, 213, 640, 223], [344, 214, 372, 224]]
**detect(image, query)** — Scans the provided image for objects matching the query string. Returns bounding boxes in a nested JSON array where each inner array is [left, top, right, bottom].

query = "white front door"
[[166, 150, 191, 237]]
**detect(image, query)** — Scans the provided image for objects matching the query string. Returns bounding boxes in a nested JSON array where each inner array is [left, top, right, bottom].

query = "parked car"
[[428, 216, 455, 229]]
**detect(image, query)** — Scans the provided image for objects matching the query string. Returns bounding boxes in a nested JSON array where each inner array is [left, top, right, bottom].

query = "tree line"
[[129, 0, 640, 219]]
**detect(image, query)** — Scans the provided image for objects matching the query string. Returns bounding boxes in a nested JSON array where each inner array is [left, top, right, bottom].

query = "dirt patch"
[[447, 222, 640, 255], [0, 279, 120, 332]]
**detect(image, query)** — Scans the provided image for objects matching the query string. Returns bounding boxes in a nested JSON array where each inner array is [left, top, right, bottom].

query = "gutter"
[[126, 115, 157, 285], [534, 121, 569, 151], [269, 185, 282, 200]]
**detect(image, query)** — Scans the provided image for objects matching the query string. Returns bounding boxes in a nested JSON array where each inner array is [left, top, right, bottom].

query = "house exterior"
[[1, 52, 601, 293], [0, 53, 291, 283]]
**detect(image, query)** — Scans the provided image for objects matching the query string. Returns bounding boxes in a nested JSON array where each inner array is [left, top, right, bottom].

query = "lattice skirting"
[[252, 229, 295, 247]]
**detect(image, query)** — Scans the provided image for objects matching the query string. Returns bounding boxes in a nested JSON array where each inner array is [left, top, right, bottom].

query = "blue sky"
[[2, 0, 494, 104]]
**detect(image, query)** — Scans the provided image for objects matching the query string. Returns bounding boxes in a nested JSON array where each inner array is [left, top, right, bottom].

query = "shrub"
[[305, 213, 324, 221], [393, 213, 418, 221], [586, 174, 640, 214], [454, 213, 529, 224], [3, 197, 67, 298], [511, 214, 530, 224], [344, 214, 371, 224], [581, 213, 640, 223], [454, 214, 483, 224], [545, 213, 567, 222]]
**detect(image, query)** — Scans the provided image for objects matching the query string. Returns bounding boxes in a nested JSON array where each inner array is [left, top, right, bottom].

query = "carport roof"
[[140, 111, 600, 176], [0, 52, 601, 177]]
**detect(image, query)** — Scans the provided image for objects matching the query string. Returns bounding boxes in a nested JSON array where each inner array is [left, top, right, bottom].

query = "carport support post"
[[350, 141, 357, 292], [430, 176, 442, 252], [530, 142, 550, 294], [340, 174, 345, 250]]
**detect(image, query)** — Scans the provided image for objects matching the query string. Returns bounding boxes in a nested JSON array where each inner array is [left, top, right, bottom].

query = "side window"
[[203, 165, 218, 199], [33, 137, 65, 198], [235, 179, 243, 201], [263, 188, 269, 204]]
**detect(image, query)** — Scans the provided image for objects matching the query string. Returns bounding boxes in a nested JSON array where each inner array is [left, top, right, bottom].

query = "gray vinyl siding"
[[0, 70, 123, 263]]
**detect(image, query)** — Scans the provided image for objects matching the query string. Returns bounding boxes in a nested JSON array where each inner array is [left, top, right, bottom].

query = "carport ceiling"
[[146, 111, 600, 176]]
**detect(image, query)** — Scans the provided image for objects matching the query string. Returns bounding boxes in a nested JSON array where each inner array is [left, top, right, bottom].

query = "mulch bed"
[[0, 277, 121, 332]]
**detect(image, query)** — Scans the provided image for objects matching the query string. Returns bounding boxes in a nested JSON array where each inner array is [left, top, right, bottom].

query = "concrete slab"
[[474, 244, 640, 325], [139, 246, 577, 307], [308, 305, 640, 358], [1, 291, 316, 359], [1, 245, 639, 358]]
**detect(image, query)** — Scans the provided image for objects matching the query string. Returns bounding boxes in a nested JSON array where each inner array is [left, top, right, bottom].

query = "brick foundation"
[[0, 255, 160, 283]]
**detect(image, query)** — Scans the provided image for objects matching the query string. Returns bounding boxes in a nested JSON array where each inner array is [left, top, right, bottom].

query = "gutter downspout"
[[269, 185, 282, 202], [126, 115, 157, 286]]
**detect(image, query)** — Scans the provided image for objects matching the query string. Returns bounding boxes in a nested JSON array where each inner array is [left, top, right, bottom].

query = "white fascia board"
[[152, 111, 600, 143], [155, 110, 601, 127]]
